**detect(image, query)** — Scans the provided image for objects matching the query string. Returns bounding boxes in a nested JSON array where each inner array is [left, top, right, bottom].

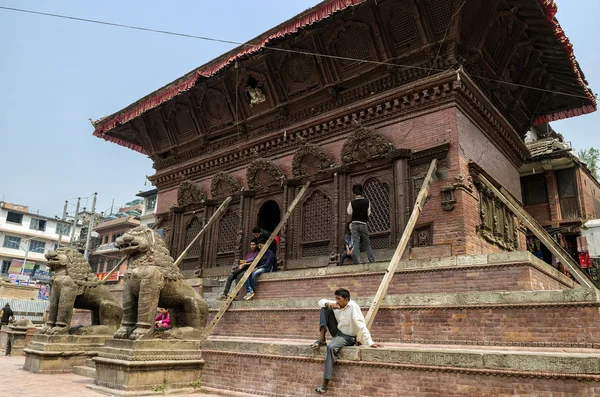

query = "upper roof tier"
[[92, 0, 596, 155]]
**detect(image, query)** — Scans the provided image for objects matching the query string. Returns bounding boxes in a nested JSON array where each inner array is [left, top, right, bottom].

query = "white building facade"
[[135, 189, 158, 228], [0, 202, 80, 280]]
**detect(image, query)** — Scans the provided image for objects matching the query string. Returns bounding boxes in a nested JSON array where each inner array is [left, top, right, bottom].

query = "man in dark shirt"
[[252, 226, 278, 271], [347, 184, 375, 264], [243, 239, 274, 301], [0, 303, 15, 325]]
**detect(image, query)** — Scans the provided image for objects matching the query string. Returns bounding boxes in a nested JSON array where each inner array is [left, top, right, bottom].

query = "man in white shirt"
[[311, 288, 380, 394]]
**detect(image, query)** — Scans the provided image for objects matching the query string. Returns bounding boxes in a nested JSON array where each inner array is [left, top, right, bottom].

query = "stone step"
[[72, 365, 96, 378], [84, 358, 95, 368], [200, 337, 600, 397], [208, 289, 600, 348], [202, 252, 576, 302]]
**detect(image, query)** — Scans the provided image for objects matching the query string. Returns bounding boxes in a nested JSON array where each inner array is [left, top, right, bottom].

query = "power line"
[[0, 5, 593, 101]]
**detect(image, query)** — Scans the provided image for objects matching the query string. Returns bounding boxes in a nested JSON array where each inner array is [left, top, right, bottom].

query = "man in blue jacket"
[[243, 238, 273, 301]]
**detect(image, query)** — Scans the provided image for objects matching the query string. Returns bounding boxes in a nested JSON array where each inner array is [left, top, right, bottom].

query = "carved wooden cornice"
[[210, 172, 241, 198], [149, 72, 527, 190]]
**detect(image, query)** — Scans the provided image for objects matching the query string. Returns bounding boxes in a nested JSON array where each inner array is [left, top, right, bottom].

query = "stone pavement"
[[0, 356, 220, 397]]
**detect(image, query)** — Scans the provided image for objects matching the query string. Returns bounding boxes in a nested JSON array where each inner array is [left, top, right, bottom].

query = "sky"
[[0, 0, 598, 218]]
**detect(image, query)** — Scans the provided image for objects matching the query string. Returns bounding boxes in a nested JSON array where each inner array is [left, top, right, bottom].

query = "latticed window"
[[364, 179, 390, 234], [217, 211, 239, 253], [184, 217, 203, 258], [425, 0, 454, 34], [390, 6, 418, 47], [336, 26, 371, 69], [302, 191, 331, 242]]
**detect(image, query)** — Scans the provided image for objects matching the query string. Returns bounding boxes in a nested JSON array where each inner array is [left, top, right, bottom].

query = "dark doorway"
[[257, 200, 281, 232]]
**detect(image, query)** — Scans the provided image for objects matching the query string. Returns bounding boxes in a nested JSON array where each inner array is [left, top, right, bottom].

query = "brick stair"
[[196, 252, 600, 396]]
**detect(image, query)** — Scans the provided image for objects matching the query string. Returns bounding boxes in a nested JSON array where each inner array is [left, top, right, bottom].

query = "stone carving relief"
[[246, 158, 286, 189], [292, 143, 335, 177], [440, 174, 474, 211], [474, 179, 518, 251], [113, 226, 208, 340], [211, 172, 241, 198], [341, 123, 395, 164], [42, 247, 122, 335], [177, 180, 208, 207], [413, 224, 432, 247]]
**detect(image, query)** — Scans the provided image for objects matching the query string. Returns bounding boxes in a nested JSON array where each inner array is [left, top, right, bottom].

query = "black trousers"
[[223, 267, 246, 295]]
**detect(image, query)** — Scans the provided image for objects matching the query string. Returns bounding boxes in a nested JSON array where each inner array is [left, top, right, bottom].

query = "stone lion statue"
[[41, 247, 122, 335], [114, 226, 208, 340]]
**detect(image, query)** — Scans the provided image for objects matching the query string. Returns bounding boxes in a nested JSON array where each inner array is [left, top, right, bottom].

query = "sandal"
[[310, 340, 327, 349], [315, 386, 328, 394]]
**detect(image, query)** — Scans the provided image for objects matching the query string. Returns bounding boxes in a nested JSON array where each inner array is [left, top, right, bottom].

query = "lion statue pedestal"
[[23, 247, 123, 374], [90, 226, 209, 395]]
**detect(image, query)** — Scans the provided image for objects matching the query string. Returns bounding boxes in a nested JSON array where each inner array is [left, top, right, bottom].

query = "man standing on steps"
[[311, 288, 381, 394], [347, 183, 375, 264]]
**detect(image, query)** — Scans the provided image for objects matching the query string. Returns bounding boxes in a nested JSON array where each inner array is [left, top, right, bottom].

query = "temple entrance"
[[257, 200, 281, 233]]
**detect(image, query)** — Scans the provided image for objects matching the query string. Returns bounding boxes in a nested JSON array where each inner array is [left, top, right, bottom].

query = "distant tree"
[[578, 147, 599, 179]]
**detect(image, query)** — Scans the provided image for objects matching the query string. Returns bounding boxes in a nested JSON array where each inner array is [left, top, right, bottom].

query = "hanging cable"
[[0, 5, 592, 101]]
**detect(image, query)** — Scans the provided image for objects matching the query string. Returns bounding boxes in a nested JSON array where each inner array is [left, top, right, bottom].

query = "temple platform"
[[23, 334, 114, 374], [197, 252, 600, 396], [89, 339, 204, 396]]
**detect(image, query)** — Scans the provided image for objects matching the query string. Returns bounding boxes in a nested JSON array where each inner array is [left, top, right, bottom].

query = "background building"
[[0, 201, 80, 286], [521, 124, 600, 268], [136, 188, 158, 228]]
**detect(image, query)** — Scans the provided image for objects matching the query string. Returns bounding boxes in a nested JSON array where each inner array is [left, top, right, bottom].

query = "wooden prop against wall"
[[364, 159, 437, 330], [204, 181, 311, 337]]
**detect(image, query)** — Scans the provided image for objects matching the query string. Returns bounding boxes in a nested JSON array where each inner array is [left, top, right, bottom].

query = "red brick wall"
[[209, 304, 600, 346], [579, 168, 600, 219], [201, 352, 600, 397], [249, 264, 568, 301], [157, 187, 177, 214]]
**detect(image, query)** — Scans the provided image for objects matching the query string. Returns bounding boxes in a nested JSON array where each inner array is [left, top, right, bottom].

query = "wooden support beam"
[[173, 197, 232, 268], [364, 159, 437, 329], [204, 181, 311, 338], [477, 175, 596, 289]]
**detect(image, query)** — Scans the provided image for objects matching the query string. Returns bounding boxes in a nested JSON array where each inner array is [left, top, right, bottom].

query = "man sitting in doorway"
[[217, 240, 259, 300], [243, 239, 273, 301], [311, 288, 380, 394], [252, 226, 278, 271]]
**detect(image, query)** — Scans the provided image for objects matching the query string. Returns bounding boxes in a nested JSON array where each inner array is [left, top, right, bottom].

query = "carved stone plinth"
[[88, 339, 204, 396], [23, 334, 112, 373], [0, 322, 37, 356]]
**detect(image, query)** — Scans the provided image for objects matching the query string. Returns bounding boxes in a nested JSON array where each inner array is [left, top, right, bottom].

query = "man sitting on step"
[[311, 288, 381, 394], [217, 240, 259, 301], [243, 238, 274, 301]]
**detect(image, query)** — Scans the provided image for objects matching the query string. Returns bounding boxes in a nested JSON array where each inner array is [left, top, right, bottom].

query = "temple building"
[[91, 0, 596, 278]]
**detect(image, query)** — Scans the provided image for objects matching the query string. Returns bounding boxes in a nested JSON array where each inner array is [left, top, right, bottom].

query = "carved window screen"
[[389, 6, 418, 48], [336, 26, 372, 70], [302, 191, 331, 256], [425, 0, 454, 34], [184, 217, 203, 258], [364, 179, 391, 234], [217, 210, 239, 253]]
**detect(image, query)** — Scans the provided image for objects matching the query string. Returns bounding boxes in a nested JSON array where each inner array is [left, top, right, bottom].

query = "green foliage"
[[153, 379, 167, 394], [190, 378, 203, 389], [578, 147, 599, 179]]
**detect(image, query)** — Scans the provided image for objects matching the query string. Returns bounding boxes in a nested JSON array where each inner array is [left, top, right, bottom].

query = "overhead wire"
[[0, 5, 592, 101]]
